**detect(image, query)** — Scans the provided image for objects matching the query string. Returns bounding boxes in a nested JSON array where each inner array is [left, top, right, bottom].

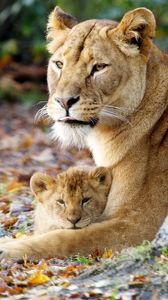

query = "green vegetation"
[[0, 0, 168, 103], [162, 246, 168, 257], [71, 254, 93, 265], [0, 184, 6, 195], [131, 241, 153, 261], [0, 86, 45, 105], [1, 0, 168, 62]]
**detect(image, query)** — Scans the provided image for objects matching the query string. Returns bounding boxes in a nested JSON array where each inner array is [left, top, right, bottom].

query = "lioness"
[[31, 167, 111, 234], [0, 6, 168, 259]]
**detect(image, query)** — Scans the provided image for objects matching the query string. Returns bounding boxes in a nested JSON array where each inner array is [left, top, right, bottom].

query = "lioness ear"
[[30, 172, 56, 197], [90, 167, 112, 186], [47, 6, 78, 53], [113, 8, 156, 57]]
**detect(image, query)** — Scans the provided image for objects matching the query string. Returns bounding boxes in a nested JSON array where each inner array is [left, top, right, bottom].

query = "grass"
[[162, 247, 168, 257], [71, 254, 93, 265]]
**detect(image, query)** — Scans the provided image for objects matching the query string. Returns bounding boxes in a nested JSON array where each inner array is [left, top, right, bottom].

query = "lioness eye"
[[57, 199, 65, 206], [91, 63, 108, 76], [82, 197, 91, 206], [53, 60, 63, 69]]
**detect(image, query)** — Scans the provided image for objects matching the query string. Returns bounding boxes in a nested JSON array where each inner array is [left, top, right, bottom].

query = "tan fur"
[[31, 167, 111, 233], [0, 7, 168, 259]]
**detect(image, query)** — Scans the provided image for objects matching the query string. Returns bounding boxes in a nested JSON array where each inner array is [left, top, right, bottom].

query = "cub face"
[[30, 167, 112, 233]]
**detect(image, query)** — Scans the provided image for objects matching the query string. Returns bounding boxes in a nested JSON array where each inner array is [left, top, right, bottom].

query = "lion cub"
[[30, 167, 112, 234]]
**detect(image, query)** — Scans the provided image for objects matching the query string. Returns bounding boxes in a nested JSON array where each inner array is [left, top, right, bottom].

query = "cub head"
[[46, 7, 156, 147], [30, 167, 112, 230]]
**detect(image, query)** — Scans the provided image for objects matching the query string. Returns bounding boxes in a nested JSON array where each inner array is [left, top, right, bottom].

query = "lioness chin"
[[0, 6, 168, 259]]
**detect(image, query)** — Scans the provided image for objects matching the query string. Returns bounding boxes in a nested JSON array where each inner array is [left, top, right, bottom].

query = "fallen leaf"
[[0, 202, 10, 213], [1, 217, 18, 229], [102, 249, 113, 259], [60, 265, 85, 278], [32, 149, 54, 162], [130, 274, 149, 283], [15, 232, 27, 239], [37, 259, 48, 271], [129, 274, 149, 288], [6, 286, 25, 296], [19, 135, 33, 149], [7, 181, 25, 193], [28, 271, 50, 286]]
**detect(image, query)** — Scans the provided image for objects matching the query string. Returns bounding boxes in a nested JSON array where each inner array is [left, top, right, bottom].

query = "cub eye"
[[53, 60, 63, 69], [82, 197, 91, 206], [90, 63, 108, 76], [56, 199, 65, 206]]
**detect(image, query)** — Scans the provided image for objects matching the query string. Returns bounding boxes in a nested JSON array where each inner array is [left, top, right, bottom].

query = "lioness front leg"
[[0, 213, 148, 260], [0, 237, 13, 244], [0, 228, 111, 259], [0, 235, 47, 259]]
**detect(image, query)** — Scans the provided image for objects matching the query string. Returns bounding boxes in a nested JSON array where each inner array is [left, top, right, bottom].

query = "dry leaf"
[[7, 181, 25, 193], [130, 274, 149, 283], [15, 232, 27, 239], [19, 135, 33, 149], [60, 265, 85, 278], [37, 259, 48, 271], [102, 249, 113, 259], [129, 274, 149, 288], [28, 271, 50, 286], [1, 217, 18, 229]]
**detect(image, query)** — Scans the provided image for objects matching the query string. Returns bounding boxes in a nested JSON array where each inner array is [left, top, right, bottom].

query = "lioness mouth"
[[58, 116, 98, 127]]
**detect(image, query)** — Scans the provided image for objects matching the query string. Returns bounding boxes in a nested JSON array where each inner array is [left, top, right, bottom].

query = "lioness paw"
[[0, 242, 27, 259]]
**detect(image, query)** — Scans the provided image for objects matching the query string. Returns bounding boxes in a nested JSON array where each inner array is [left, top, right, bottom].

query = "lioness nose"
[[56, 96, 80, 110], [67, 216, 81, 225]]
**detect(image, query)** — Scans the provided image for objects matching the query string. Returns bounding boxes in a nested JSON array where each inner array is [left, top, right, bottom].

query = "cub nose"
[[67, 216, 81, 225], [56, 96, 80, 110]]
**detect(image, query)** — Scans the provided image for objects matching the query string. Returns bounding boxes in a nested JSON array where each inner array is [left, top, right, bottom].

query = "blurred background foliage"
[[0, 0, 168, 103]]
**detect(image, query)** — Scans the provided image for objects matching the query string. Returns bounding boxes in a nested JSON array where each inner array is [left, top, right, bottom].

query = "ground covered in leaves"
[[0, 103, 168, 300]]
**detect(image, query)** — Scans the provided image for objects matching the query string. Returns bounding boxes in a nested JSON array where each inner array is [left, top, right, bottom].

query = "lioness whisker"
[[102, 104, 128, 112], [101, 109, 132, 126], [34, 100, 48, 106], [102, 109, 125, 118], [35, 104, 52, 124], [96, 101, 129, 113]]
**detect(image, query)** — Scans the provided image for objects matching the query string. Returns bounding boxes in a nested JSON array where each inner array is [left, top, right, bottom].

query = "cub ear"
[[30, 172, 56, 197], [90, 167, 112, 186], [47, 6, 78, 53], [113, 8, 156, 57]]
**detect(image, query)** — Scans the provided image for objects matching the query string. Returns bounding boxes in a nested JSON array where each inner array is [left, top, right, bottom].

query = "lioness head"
[[30, 167, 111, 231], [46, 7, 156, 147]]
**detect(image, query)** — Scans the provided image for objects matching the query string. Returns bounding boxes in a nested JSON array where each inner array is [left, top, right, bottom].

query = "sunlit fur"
[[46, 15, 146, 148], [0, 7, 168, 259], [31, 167, 111, 233]]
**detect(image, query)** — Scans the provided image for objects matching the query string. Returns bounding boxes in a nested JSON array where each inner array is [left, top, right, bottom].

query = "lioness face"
[[46, 7, 155, 147], [31, 167, 112, 230]]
